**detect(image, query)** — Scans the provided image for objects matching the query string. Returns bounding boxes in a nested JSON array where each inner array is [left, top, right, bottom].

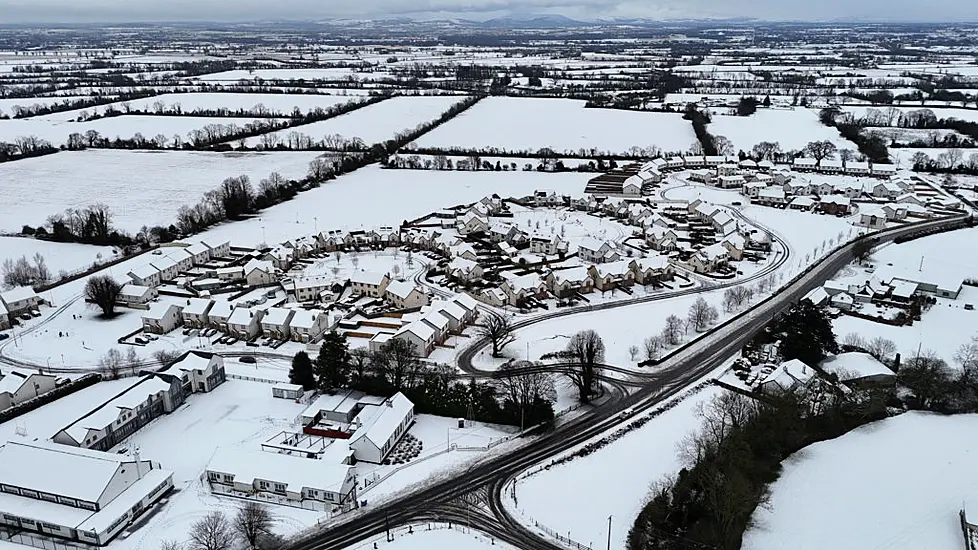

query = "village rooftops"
[[208, 301, 235, 319], [820, 352, 894, 381], [290, 309, 327, 330], [395, 320, 435, 342], [182, 298, 214, 316], [350, 271, 388, 286], [262, 307, 294, 326], [160, 351, 214, 378], [0, 286, 37, 305], [0, 370, 29, 395]]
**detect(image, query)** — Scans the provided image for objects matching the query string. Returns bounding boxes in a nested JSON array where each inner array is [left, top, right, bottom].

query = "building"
[[261, 307, 295, 340], [290, 310, 331, 343], [54, 375, 184, 451], [500, 274, 548, 308], [447, 257, 484, 283], [349, 272, 391, 298], [149, 257, 179, 282], [0, 369, 58, 411], [272, 384, 304, 400], [820, 196, 851, 215], [820, 352, 895, 388], [349, 392, 415, 464], [155, 351, 227, 394], [228, 307, 265, 339], [588, 261, 635, 292], [244, 259, 276, 287], [0, 302, 8, 331], [546, 267, 594, 298], [0, 286, 41, 317], [141, 303, 183, 334], [127, 264, 161, 288], [118, 284, 157, 306], [0, 442, 173, 546], [758, 359, 816, 394], [201, 239, 231, 258], [203, 447, 355, 511], [184, 242, 212, 265], [207, 301, 235, 331], [577, 238, 618, 264], [385, 281, 429, 309], [629, 256, 673, 285], [858, 208, 887, 230], [392, 321, 437, 357], [181, 298, 214, 328]]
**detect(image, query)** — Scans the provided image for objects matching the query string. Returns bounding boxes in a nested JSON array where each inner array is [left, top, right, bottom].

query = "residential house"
[[0, 287, 43, 318], [215, 266, 244, 282], [260, 308, 295, 340], [820, 159, 844, 174], [881, 203, 908, 221], [458, 211, 490, 235], [721, 234, 746, 261], [816, 182, 835, 196], [533, 190, 563, 207], [155, 351, 226, 394], [830, 292, 854, 311], [0, 303, 8, 331], [546, 267, 594, 298], [385, 281, 429, 309], [419, 310, 451, 344], [688, 169, 715, 184], [184, 242, 212, 265], [689, 243, 729, 273], [127, 264, 161, 288], [858, 208, 888, 230], [349, 392, 415, 464], [0, 369, 58, 411], [149, 257, 178, 282], [227, 307, 265, 339], [896, 192, 924, 206], [845, 161, 871, 176], [141, 303, 183, 334], [207, 301, 235, 331], [201, 239, 231, 258], [717, 163, 740, 177], [349, 272, 391, 298], [448, 257, 485, 283], [789, 196, 816, 211], [428, 300, 468, 333], [820, 352, 895, 388], [181, 298, 214, 328], [272, 384, 304, 400], [755, 187, 787, 206], [244, 259, 276, 287], [289, 310, 330, 343], [717, 175, 745, 189], [758, 359, 816, 394], [292, 277, 334, 303], [392, 321, 436, 357], [871, 164, 897, 178], [784, 181, 813, 196], [872, 182, 903, 199], [500, 274, 548, 307], [742, 181, 768, 199], [454, 243, 478, 261], [629, 256, 673, 285], [792, 158, 818, 172], [528, 233, 568, 256], [820, 196, 852, 215], [118, 284, 157, 306], [587, 261, 636, 292], [577, 238, 619, 264], [163, 248, 194, 273]]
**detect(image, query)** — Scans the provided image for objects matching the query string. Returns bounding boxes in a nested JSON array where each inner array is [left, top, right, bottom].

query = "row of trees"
[[45, 203, 130, 246], [910, 149, 978, 174], [1, 253, 49, 288], [819, 107, 890, 163], [173, 502, 277, 550]]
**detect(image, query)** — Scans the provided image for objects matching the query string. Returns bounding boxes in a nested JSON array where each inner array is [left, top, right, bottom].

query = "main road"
[[292, 214, 970, 550]]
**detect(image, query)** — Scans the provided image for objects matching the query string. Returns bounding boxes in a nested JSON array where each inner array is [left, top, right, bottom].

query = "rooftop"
[[820, 352, 894, 381], [351, 392, 413, 450], [0, 441, 137, 503], [206, 447, 353, 493]]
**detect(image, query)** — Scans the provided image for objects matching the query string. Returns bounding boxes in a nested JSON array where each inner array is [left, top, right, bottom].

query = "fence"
[[227, 373, 281, 385], [0, 528, 88, 550], [505, 480, 594, 550], [339, 521, 497, 550]]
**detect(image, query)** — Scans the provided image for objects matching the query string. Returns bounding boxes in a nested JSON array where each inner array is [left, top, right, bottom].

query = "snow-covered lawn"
[[0, 149, 323, 233], [709, 108, 854, 152], [193, 165, 593, 248], [744, 412, 978, 550], [246, 95, 467, 147], [105, 380, 322, 549], [343, 524, 514, 550], [0, 237, 119, 278], [412, 97, 697, 155], [508, 384, 724, 550]]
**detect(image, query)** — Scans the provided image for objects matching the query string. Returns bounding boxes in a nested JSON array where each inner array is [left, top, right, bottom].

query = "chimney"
[[134, 447, 144, 479]]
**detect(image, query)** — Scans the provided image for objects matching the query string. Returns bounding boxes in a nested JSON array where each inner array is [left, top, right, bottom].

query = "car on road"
[[238, 356, 256, 364]]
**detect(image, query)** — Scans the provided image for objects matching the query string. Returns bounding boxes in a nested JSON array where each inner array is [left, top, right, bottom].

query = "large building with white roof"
[[0, 441, 173, 546], [0, 369, 59, 411], [0, 286, 41, 317], [349, 393, 415, 464]]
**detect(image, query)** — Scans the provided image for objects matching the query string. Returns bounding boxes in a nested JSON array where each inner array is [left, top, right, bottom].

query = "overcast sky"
[[1, 0, 976, 24]]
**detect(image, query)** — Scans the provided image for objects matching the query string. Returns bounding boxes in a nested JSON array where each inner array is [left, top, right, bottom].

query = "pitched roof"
[[262, 307, 295, 326], [350, 271, 389, 286], [182, 298, 214, 316], [820, 352, 894, 380], [0, 442, 138, 503], [290, 309, 327, 330], [351, 392, 413, 450], [386, 280, 420, 301], [206, 447, 352, 493]]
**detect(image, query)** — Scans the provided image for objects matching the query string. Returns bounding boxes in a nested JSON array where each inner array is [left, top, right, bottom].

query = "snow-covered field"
[[744, 412, 978, 550], [343, 525, 514, 550], [709, 108, 855, 152], [0, 115, 287, 148], [0, 149, 323, 232], [0, 96, 104, 115], [193, 165, 593, 248], [412, 97, 697, 155], [509, 384, 724, 550], [42, 93, 358, 119], [246, 95, 466, 147], [0, 237, 119, 278], [842, 105, 978, 123], [197, 68, 390, 83]]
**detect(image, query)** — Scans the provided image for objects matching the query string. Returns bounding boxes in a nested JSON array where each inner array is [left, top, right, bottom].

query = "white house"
[[349, 272, 391, 298], [872, 182, 903, 199], [215, 266, 244, 282], [157, 351, 226, 393], [227, 307, 265, 339], [528, 233, 568, 256], [385, 281, 429, 309], [127, 264, 161, 288], [0, 369, 58, 411], [871, 163, 897, 178], [458, 211, 490, 235], [755, 187, 787, 206], [546, 266, 594, 298], [349, 392, 415, 464], [207, 301, 235, 331], [845, 161, 871, 176], [118, 284, 157, 306], [201, 239, 231, 258], [150, 257, 179, 282], [0, 286, 41, 317], [244, 259, 276, 287], [577, 238, 618, 264], [392, 321, 437, 357], [204, 448, 355, 511], [184, 242, 212, 265], [163, 248, 194, 273], [261, 307, 295, 340], [292, 277, 333, 303], [0, 302, 8, 331], [448, 257, 485, 282], [500, 274, 548, 307], [717, 175, 746, 189], [181, 298, 214, 328], [0, 441, 174, 546], [290, 310, 331, 343], [758, 359, 816, 394], [141, 303, 183, 334], [858, 208, 888, 230]]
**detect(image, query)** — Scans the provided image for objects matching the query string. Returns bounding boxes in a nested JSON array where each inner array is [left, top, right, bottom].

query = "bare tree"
[[308, 157, 332, 181], [496, 361, 556, 425], [98, 348, 124, 380], [153, 349, 181, 367], [125, 347, 140, 375], [955, 335, 978, 371], [628, 345, 640, 362], [644, 335, 665, 361], [476, 310, 517, 357], [865, 337, 897, 361], [85, 274, 121, 317], [563, 330, 605, 404], [687, 297, 718, 332], [160, 540, 182, 550], [803, 140, 838, 162], [661, 314, 685, 346], [234, 502, 275, 550], [189, 512, 235, 550], [372, 339, 423, 391], [842, 332, 866, 350], [722, 288, 738, 313]]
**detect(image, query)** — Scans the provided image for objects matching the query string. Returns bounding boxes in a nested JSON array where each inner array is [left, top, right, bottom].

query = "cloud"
[[0, 0, 975, 23]]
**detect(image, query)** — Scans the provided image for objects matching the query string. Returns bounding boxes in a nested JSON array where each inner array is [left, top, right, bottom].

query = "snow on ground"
[[0, 115, 286, 148], [412, 97, 697, 155], [343, 525, 515, 550], [709, 108, 854, 152], [41, 93, 357, 119], [0, 378, 139, 442], [196, 68, 391, 83], [0, 149, 323, 233], [246, 95, 466, 147], [744, 412, 978, 550], [842, 105, 978, 123], [509, 384, 725, 550], [0, 96, 103, 114], [105, 380, 323, 549], [0, 237, 119, 278], [194, 165, 593, 248]]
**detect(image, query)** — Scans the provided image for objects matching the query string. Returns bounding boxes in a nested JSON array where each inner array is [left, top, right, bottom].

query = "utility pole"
[[385, 514, 391, 542], [607, 515, 613, 550]]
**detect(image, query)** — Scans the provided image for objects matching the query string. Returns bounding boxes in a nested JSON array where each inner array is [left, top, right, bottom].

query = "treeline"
[[0, 89, 159, 119], [684, 104, 719, 156], [386, 154, 621, 173], [818, 106, 889, 163], [43, 203, 133, 246], [398, 144, 671, 160], [0, 136, 59, 163]]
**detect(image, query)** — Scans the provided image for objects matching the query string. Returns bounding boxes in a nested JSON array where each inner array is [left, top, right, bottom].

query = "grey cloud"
[[0, 0, 976, 24]]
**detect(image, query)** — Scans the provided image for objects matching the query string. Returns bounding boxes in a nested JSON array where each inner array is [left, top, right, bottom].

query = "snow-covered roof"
[[302, 389, 366, 420], [821, 195, 851, 206], [448, 257, 479, 273], [758, 187, 786, 199], [162, 351, 214, 377], [699, 243, 729, 261], [290, 309, 327, 330], [351, 392, 413, 450], [591, 260, 633, 278], [552, 266, 591, 284], [0, 286, 36, 304], [262, 307, 294, 326], [790, 197, 816, 207], [503, 273, 543, 293], [206, 447, 352, 493], [244, 258, 274, 275], [431, 299, 467, 322], [820, 352, 894, 381], [150, 256, 176, 272], [632, 255, 669, 271], [208, 300, 235, 319], [761, 359, 815, 392], [186, 242, 209, 256], [119, 284, 153, 300], [0, 441, 133, 503], [576, 236, 609, 253], [0, 370, 33, 395], [182, 298, 214, 316], [421, 310, 450, 332], [129, 264, 160, 280], [228, 307, 259, 326], [396, 320, 435, 342], [452, 293, 479, 312], [142, 303, 180, 321], [350, 271, 389, 286]]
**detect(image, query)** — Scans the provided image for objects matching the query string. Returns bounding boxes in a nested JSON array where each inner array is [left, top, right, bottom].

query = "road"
[[292, 214, 969, 550]]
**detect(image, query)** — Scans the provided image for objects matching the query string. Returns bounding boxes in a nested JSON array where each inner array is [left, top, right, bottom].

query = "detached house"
[[448, 257, 484, 283], [156, 351, 226, 394], [500, 274, 548, 307], [820, 196, 851, 215], [385, 281, 429, 309], [689, 243, 729, 274], [244, 259, 276, 287], [349, 272, 391, 298], [118, 284, 157, 306], [141, 303, 183, 334], [458, 211, 490, 235], [577, 238, 619, 264], [290, 310, 330, 343], [858, 208, 888, 230]]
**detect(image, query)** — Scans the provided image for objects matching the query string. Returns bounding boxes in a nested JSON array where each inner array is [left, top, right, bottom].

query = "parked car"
[[239, 356, 257, 364], [246, 341, 259, 347], [226, 337, 238, 345], [0, 334, 8, 341], [183, 328, 192, 336], [134, 337, 147, 345]]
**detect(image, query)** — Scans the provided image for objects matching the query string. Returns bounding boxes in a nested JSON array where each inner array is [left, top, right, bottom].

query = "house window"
[[208, 473, 220, 482], [223, 474, 233, 483], [326, 493, 334, 501], [273, 483, 286, 494], [258, 480, 268, 490]]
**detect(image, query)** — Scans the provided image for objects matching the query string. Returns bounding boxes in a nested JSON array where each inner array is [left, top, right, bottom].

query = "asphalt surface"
[[294, 215, 968, 550]]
